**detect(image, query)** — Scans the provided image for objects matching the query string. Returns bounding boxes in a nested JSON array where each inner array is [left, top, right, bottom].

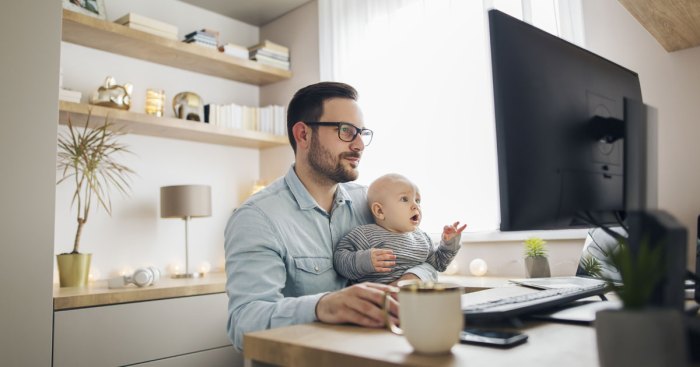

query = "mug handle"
[[383, 291, 403, 335]]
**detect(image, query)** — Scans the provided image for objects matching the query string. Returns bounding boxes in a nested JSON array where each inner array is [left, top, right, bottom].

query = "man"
[[224, 82, 436, 351]]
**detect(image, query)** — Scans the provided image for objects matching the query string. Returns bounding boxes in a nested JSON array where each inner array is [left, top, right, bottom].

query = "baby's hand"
[[442, 221, 467, 242], [371, 249, 396, 273]]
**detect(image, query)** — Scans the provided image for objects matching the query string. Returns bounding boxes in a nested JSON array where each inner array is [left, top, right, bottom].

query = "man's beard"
[[308, 134, 359, 183]]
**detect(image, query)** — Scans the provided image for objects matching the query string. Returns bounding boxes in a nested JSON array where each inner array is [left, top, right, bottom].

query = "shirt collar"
[[284, 164, 354, 211]]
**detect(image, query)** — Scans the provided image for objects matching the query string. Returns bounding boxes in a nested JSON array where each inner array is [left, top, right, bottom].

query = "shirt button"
[[314, 266, 319, 272]]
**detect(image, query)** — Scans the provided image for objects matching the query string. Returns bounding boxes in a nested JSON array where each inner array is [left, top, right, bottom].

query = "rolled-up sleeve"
[[224, 205, 322, 351], [405, 262, 438, 281]]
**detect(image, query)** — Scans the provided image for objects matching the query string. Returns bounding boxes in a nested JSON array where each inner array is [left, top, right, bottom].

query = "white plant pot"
[[595, 308, 688, 367], [524, 256, 550, 278]]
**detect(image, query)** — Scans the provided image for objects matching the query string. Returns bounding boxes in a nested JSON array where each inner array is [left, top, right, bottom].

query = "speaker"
[[108, 267, 161, 289]]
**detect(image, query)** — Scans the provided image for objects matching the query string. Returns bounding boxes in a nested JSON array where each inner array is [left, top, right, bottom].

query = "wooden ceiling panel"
[[618, 0, 700, 52]]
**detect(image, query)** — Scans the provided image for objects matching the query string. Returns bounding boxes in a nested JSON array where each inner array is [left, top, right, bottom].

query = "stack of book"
[[59, 89, 82, 103], [114, 13, 178, 40], [220, 43, 248, 60], [248, 40, 290, 70], [204, 103, 286, 136], [183, 29, 219, 49]]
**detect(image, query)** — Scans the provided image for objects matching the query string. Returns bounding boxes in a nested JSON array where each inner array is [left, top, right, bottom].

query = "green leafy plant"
[[524, 237, 547, 258], [57, 113, 135, 254], [580, 255, 603, 278], [606, 238, 665, 310]]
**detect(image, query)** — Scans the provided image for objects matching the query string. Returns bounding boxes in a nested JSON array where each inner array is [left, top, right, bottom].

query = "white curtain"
[[319, 0, 584, 234]]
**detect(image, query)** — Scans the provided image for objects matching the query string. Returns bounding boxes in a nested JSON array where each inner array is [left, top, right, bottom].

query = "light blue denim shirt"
[[224, 165, 437, 351]]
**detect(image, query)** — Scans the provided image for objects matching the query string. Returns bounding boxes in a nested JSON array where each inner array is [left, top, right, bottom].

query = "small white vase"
[[595, 308, 688, 367]]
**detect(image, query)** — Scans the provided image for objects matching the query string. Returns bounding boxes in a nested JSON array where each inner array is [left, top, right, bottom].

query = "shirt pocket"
[[292, 257, 337, 295], [294, 257, 333, 275]]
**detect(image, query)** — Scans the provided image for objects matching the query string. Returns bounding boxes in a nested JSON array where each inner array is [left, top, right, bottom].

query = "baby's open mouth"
[[410, 214, 420, 222]]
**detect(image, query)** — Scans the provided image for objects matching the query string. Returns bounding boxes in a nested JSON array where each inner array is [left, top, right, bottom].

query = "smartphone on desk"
[[460, 328, 528, 348]]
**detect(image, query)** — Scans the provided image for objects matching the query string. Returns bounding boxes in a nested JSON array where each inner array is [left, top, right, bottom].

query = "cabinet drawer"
[[131, 345, 242, 367], [53, 293, 231, 367]]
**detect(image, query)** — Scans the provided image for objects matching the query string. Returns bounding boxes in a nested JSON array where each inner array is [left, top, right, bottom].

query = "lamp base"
[[171, 272, 205, 279]]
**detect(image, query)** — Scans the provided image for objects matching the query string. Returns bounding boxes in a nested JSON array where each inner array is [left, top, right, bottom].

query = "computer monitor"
[[488, 9, 687, 310], [489, 9, 642, 231]]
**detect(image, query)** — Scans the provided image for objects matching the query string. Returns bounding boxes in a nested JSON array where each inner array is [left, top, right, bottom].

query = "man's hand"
[[316, 282, 399, 327], [442, 221, 467, 242], [370, 249, 396, 272]]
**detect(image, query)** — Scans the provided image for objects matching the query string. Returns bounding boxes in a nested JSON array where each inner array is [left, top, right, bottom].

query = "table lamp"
[[160, 185, 212, 278]]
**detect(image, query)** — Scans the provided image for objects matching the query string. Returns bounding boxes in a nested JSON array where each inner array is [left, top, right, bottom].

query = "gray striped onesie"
[[333, 223, 461, 284]]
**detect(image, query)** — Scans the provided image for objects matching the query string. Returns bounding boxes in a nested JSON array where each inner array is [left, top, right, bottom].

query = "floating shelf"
[[61, 9, 292, 85], [59, 101, 289, 149]]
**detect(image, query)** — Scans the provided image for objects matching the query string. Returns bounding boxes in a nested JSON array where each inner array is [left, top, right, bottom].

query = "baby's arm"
[[425, 222, 466, 272], [334, 229, 395, 280]]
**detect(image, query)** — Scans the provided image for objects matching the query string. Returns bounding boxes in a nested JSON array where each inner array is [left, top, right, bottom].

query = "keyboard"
[[463, 285, 608, 322]]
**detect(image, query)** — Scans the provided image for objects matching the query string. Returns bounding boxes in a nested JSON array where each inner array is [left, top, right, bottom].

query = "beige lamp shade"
[[160, 185, 212, 218]]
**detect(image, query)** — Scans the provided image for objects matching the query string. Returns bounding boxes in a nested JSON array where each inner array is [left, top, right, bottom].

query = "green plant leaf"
[[524, 237, 548, 258], [605, 237, 665, 310], [56, 112, 135, 253]]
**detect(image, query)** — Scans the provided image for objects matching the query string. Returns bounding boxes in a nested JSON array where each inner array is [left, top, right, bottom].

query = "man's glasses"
[[304, 122, 373, 146]]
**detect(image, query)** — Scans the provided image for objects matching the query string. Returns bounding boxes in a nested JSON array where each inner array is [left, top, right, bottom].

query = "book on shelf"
[[184, 36, 217, 46], [184, 39, 218, 49], [184, 28, 220, 39], [250, 48, 289, 61], [221, 43, 249, 59], [59, 88, 82, 103], [121, 22, 178, 40], [182, 28, 219, 48], [252, 54, 291, 70], [248, 40, 289, 55], [114, 13, 178, 38], [204, 102, 286, 136]]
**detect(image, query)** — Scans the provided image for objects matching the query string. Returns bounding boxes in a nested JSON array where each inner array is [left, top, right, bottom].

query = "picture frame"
[[62, 0, 107, 20]]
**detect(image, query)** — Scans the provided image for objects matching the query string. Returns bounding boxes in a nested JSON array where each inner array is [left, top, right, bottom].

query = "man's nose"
[[350, 136, 364, 151]]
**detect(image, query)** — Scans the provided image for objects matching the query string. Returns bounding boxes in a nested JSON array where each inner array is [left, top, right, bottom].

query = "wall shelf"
[[59, 101, 289, 149], [61, 9, 292, 85]]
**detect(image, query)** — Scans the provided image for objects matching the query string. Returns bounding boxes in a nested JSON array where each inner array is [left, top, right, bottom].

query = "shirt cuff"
[[308, 292, 330, 322]]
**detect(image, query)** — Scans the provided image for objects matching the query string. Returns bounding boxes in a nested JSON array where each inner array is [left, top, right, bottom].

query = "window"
[[319, 0, 584, 234]]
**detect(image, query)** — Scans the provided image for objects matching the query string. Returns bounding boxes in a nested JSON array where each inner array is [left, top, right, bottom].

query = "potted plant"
[[56, 113, 134, 287], [595, 239, 688, 367], [523, 237, 550, 278]]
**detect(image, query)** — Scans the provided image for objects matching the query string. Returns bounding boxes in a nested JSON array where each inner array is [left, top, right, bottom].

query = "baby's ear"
[[371, 202, 384, 220]]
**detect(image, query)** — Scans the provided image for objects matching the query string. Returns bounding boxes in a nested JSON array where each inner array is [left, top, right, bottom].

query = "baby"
[[334, 173, 466, 284]]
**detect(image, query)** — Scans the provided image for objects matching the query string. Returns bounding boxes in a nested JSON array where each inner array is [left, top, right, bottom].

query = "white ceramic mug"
[[384, 281, 463, 354]]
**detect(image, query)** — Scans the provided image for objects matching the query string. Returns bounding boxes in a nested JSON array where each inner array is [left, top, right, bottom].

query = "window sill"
[[459, 228, 589, 243]]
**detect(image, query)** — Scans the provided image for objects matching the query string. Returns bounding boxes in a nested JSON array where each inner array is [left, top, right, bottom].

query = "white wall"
[[582, 0, 700, 269], [0, 0, 60, 364], [258, 0, 321, 182], [55, 0, 282, 280]]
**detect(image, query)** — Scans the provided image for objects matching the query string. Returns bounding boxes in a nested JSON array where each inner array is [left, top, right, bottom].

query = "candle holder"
[[145, 88, 165, 117]]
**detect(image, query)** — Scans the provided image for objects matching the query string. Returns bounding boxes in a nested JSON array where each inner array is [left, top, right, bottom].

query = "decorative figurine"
[[90, 76, 133, 110], [172, 91, 204, 121]]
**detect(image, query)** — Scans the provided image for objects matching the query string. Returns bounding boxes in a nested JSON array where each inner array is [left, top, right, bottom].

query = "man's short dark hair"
[[286, 82, 358, 153]]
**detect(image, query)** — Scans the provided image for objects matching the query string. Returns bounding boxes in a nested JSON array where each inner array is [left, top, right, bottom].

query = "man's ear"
[[371, 202, 384, 220], [292, 121, 310, 149]]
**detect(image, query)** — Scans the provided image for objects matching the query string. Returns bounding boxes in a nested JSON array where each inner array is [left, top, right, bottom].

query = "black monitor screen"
[[489, 9, 642, 231]]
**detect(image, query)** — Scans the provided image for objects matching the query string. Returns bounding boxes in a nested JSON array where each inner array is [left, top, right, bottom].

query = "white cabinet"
[[53, 293, 242, 367]]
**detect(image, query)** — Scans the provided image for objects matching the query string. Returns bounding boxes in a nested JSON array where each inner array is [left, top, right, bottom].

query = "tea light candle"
[[145, 88, 165, 116], [469, 258, 488, 276]]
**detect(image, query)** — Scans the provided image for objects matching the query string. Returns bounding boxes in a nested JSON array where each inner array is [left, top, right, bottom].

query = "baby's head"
[[367, 173, 421, 233]]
